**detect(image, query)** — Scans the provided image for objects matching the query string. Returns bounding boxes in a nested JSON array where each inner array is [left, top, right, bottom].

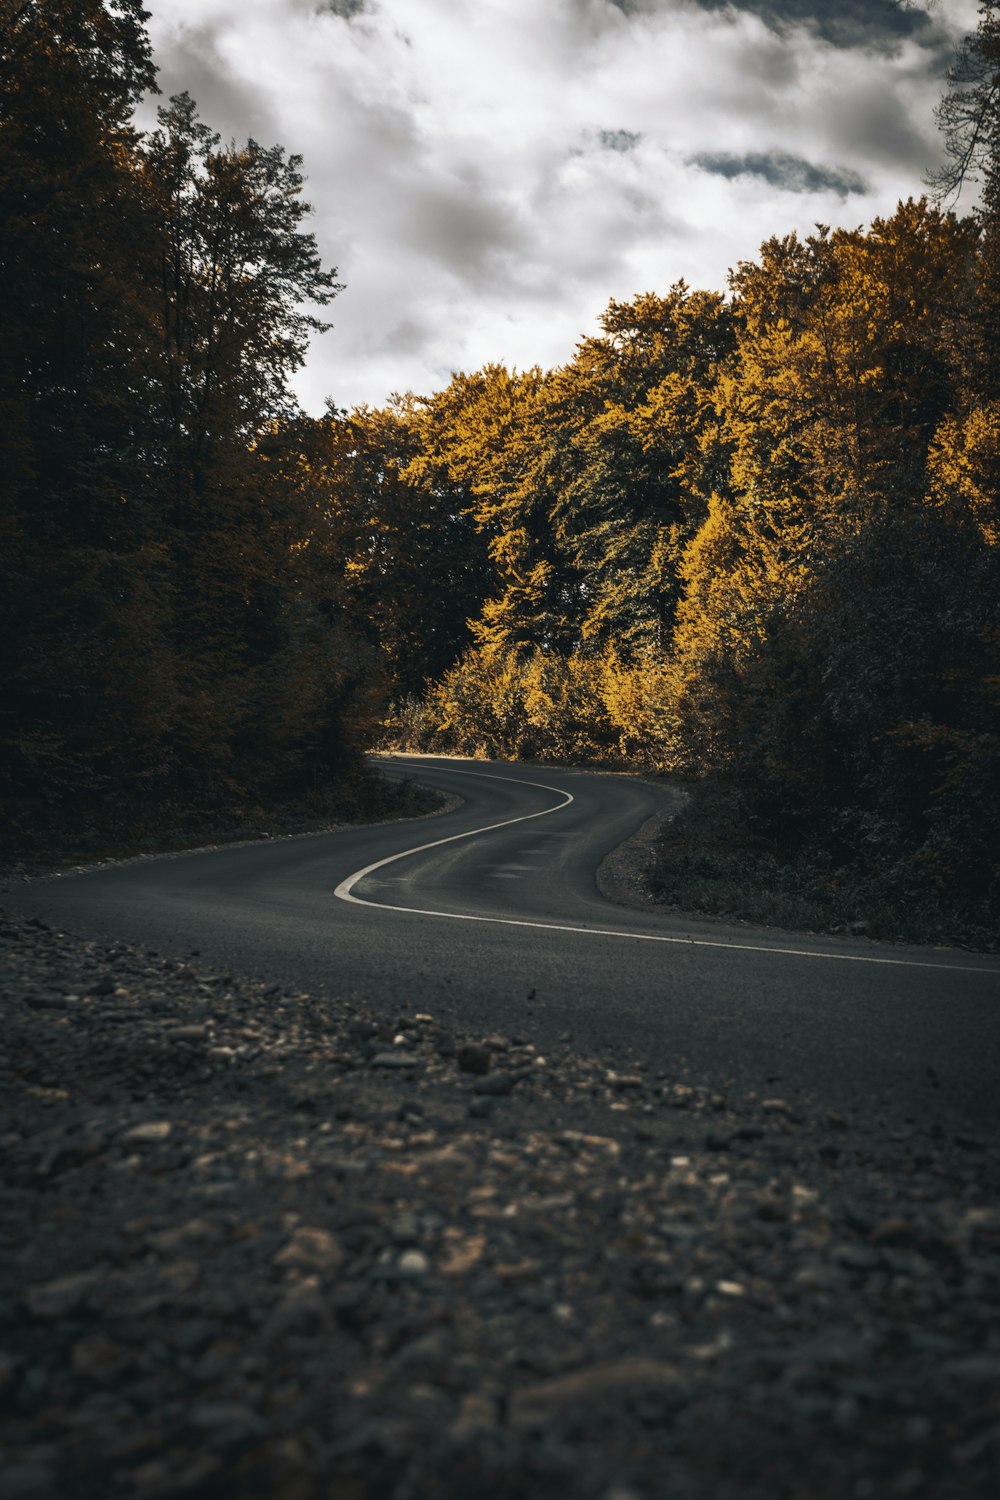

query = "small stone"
[[388, 1211, 421, 1245], [869, 1216, 917, 1246], [170, 1318, 217, 1354], [457, 1044, 492, 1075], [510, 1358, 681, 1427], [188, 1400, 263, 1441], [146, 1219, 223, 1254], [164, 1024, 209, 1042], [607, 1072, 644, 1091], [398, 1249, 430, 1276], [450, 1389, 498, 1435], [961, 1207, 1000, 1243], [473, 1072, 516, 1097], [370, 1052, 419, 1069], [274, 1226, 343, 1273], [71, 1334, 129, 1378], [264, 1279, 332, 1342], [467, 1098, 492, 1119], [26, 1270, 103, 1318], [832, 1243, 881, 1271], [121, 1121, 172, 1146]]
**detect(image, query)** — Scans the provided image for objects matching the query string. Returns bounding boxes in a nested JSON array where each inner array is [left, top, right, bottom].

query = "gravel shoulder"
[[595, 789, 687, 915], [3, 907, 1000, 1500]]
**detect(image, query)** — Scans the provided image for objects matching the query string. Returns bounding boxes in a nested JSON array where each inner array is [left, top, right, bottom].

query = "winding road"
[[7, 755, 1000, 1129]]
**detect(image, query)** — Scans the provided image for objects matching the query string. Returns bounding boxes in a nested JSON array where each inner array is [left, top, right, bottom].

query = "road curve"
[[5, 754, 1000, 1129]]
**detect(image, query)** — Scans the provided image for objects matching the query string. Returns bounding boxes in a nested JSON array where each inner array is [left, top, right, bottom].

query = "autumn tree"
[[134, 93, 345, 794], [549, 285, 733, 655], [665, 199, 999, 929], [1, 3, 374, 842], [273, 400, 490, 700], [405, 364, 580, 655]]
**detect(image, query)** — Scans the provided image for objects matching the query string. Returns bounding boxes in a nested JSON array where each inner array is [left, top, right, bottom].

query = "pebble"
[[2, 907, 999, 1500], [473, 1072, 516, 1096], [397, 1249, 431, 1277], [273, 1226, 343, 1272], [457, 1043, 492, 1075], [121, 1121, 172, 1145]]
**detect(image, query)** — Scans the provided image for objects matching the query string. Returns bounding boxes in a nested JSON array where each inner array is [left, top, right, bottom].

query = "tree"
[[666, 204, 979, 824], [0, 5, 368, 838], [142, 93, 341, 480], [931, 3, 1000, 403], [930, 1, 1000, 209], [405, 364, 580, 655], [550, 286, 733, 654], [279, 400, 491, 700], [0, 0, 170, 824], [133, 93, 346, 795]]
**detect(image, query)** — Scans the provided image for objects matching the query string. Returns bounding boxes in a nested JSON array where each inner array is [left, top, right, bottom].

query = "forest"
[[2, 0, 998, 941]]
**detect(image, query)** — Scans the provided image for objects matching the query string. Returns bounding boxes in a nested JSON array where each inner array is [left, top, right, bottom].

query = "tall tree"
[[136, 93, 345, 791], [550, 285, 733, 654], [405, 365, 578, 655], [0, 0, 169, 822], [1, 5, 365, 837], [667, 202, 977, 811], [930, 1, 1000, 208], [932, 2, 1000, 401]]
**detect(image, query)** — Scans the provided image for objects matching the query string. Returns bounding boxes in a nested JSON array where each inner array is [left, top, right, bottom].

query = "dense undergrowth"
[[1, 768, 441, 878], [648, 781, 999, 953]]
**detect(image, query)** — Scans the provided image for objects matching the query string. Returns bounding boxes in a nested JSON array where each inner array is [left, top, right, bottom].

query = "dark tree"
[[930, 1, 1000, 209]]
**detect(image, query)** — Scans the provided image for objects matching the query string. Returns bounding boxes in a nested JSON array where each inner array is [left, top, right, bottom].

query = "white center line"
[[336, 765, 1000, 978]]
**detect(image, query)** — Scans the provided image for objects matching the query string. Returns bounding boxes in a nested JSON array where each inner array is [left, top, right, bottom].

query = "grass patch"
[[648, 780, 998, 953], [1, 765, 443, 879]]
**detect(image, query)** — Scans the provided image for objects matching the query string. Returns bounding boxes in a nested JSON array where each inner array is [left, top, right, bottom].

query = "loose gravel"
[[2, 907, 999, 1499]]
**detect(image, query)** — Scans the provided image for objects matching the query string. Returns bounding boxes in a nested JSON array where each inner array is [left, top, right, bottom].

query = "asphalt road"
[[6, 755, 1000, 1131]]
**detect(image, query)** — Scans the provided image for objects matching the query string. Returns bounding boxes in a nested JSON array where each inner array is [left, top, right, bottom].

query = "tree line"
[[1, 0, 382, 845], [3, 0, 998, 936], [371, 7, 1000, 935]]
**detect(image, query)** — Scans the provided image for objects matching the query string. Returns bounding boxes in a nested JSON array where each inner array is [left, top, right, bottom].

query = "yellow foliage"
[[928, 406, 1000, 546]]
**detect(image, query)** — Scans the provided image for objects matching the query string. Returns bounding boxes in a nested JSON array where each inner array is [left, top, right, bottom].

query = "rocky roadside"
[[2, 907, 1000, 1500]]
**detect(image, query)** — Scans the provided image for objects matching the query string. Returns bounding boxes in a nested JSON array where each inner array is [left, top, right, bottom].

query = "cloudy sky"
[[138, 0, 981, 414]]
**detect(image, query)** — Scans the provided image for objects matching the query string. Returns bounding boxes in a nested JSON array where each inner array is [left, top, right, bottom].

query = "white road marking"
[[336, 765, 1000, 978]]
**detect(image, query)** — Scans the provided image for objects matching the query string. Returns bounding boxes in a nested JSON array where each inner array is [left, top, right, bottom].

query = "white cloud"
[[139, 0, 976, 412]]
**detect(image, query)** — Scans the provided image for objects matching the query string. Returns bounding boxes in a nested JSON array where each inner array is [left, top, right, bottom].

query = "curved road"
[[6, 755, 1000, 1130]]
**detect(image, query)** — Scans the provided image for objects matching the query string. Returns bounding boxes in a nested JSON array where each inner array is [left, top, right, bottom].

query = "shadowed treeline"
[[1, 1, 390, 849]]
